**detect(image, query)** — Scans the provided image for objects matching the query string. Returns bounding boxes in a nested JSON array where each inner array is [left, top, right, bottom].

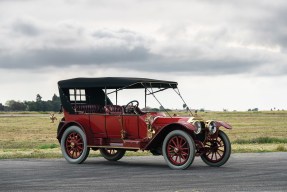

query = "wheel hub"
[[210, 142, 219, 152], [174, 147, 179, 153], [70, 142, 75, 148]]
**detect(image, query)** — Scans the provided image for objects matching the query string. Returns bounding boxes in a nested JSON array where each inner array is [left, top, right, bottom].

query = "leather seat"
[[104, 105, 123, 114]]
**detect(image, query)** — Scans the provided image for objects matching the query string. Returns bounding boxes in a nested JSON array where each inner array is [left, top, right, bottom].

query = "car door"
[[105, 114, 123, 139], [89, 114, 107, 138], [122, 114, 139, 139]]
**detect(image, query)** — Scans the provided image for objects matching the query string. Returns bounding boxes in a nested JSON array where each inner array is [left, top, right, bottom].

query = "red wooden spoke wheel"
[[60, 126, 90, 164], [65, 132, 84, 159], [163, 130, 195, 170], [167, 135, 190, 165], [201, 130, 231, 167], [100, 148, 126, 161]]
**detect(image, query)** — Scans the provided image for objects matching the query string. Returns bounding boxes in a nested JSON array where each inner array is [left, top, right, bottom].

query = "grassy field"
[[0, 111, 286, 159]]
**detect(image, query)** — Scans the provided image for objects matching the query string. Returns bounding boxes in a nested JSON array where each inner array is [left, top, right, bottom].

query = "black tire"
[[162, 130, 195, 170], [60, 126, 90, 164], [201, 130, 231, 167], [100, 148, 126, 161]]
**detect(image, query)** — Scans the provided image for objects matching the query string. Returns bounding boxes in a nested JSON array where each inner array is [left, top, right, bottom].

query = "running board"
[[89, 139, 142, 150], [88, 145, 140, 150]]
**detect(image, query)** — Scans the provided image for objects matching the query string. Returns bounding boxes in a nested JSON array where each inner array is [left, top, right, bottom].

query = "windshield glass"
[[107, 88, 189, 112]]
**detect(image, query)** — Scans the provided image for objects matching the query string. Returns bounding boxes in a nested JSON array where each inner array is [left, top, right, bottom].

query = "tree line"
[[0, 94, 61, 112]]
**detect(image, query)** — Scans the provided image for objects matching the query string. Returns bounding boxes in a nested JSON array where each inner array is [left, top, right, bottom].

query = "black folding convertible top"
[[58, 77, 178, 89]]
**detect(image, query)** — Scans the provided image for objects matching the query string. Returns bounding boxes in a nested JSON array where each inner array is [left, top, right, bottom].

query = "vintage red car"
[[57, 77, 232, 170]]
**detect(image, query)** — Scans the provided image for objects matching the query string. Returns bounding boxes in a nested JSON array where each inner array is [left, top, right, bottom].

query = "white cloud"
[[0, 0, 286, 110]]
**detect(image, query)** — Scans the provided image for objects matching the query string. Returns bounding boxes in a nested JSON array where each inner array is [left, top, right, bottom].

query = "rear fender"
[[57, 121, 88, 143], [144, 123, 196, 150]]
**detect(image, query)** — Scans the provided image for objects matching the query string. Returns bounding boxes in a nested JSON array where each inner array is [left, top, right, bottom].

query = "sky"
[[0, 0, 287, 111]]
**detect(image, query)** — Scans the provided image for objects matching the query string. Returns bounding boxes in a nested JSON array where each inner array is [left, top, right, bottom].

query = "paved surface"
[[1, 152, 286, 192]]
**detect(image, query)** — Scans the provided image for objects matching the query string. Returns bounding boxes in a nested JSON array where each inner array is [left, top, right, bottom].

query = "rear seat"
[[104, 105, 124, 115], [73, 104, 104, 113]]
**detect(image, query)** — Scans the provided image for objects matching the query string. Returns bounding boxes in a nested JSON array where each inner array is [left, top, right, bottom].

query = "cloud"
[[0, 46, 151, 69], [0, 1, 287, 76], [11, 19, 41, 36]]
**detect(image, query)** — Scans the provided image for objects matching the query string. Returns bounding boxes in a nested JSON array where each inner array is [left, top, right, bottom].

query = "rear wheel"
[[201, 130, 231, 167], [162, 130, 195, 170], [61, 126, 90, 164], [100, 148, 126, 161]]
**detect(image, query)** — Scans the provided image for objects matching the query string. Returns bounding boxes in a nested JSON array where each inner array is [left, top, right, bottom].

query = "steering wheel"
[[124, 100, 139, 114]]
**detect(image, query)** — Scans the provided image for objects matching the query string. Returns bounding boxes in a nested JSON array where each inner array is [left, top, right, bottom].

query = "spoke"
[[171, 139, 177, 147], [168, 144, 174, 149], [215, 152, 218, 161], [72, 150, 76, 158], [179, 137, 184, 145], [181, 151, 189, 156], [179, 154, 185, 161], [168, 146, 174, 151], [68, 149, 72, 155], [216, 151, 222, 158], [175, 155, 179, 163], [179, 156, 182, 164], [211, 152, 215, 160], [176, 137, 180, 147], [169, 153, 176, 158], [218, 148, 224, 153], [74, 148, 78, 154], [181, 140, 187, 147]]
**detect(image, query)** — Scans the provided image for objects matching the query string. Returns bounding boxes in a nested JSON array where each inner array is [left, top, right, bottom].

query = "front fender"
[[216, 121, 232, 129], [144, 122, 196, 150]]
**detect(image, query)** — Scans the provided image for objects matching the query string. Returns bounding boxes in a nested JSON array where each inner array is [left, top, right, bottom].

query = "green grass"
[[0, 111, 287, 159], [38, 143, 58, 149], [234, 137, 287, 144]]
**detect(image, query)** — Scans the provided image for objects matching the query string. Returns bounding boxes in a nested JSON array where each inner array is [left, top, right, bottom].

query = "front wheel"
[[61, 126, 90, 164], [162, 130, 195, 170], [201, 130, 231, 167], [100, 148, 126, 161]]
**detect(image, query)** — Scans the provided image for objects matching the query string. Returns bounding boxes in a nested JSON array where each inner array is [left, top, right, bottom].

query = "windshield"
[[106, 87, 192, 115]]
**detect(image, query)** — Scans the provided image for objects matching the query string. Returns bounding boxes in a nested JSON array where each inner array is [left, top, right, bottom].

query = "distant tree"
[[52, 94, 60, 102], [159, 106, 164, 111], [0, 103, 4, 111], [151, 108, 159, 112], [51, 94, 61, 111], [25, 101, 37, 111], [36, 94, 42, 102], [5, 100, 27, 111], [3, 93, 61, 112], [252, 108, 259, 112], [142, 106, 152, 111]]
